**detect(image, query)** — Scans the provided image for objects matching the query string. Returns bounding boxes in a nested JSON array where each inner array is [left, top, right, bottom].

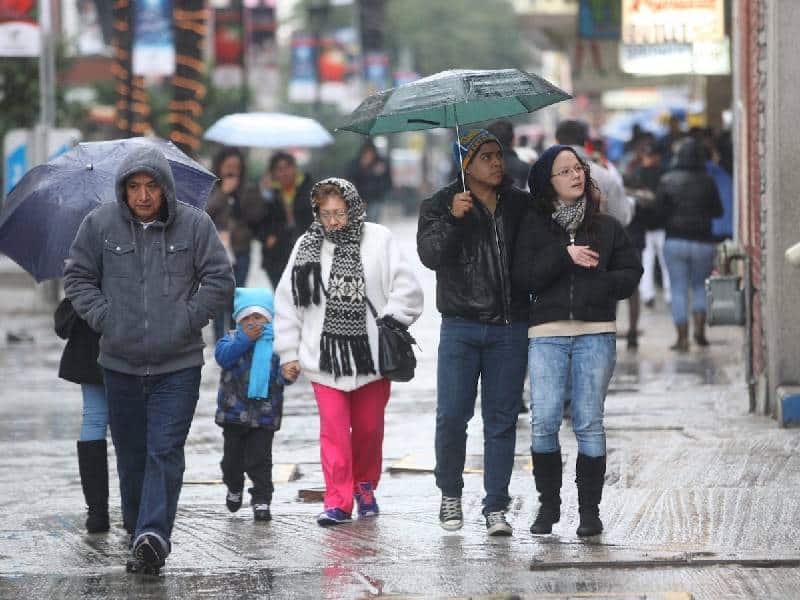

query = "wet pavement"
[[2, 217, 800, 599]]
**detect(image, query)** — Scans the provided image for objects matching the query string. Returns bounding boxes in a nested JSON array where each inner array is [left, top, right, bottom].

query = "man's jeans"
[[104, 367, 201, 550], [663, 238, 715, 326], [434, 317, 528, 514], [529, 334, 616, 458]]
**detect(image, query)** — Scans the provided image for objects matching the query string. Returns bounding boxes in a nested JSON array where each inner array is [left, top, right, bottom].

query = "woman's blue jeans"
[[663, 238, 716, 326], [80, 383, 109, 441], [434, 317, 528, 514], [529, 333, 616, 458], [104, 366, 201, 548]]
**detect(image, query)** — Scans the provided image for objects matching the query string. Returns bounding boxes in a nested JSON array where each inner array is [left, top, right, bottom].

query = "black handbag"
[[365, 298, 417, 382]]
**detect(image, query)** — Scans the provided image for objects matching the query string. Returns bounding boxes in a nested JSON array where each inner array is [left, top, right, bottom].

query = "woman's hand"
[[282, 361, 300, 382], [567, 245, 599, 268]]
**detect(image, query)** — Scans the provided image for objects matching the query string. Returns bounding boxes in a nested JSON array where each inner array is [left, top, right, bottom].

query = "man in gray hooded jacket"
[[64, 144, 234, 574]]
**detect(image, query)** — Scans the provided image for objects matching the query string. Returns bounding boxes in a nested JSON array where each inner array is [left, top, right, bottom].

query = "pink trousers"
[[311, 378, 391, 515]]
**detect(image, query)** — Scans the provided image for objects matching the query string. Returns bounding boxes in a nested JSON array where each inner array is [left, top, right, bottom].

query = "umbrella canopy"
[[0, 136, 217, 283], [204, 112, 335, 148], [338, 68, 572, 136]]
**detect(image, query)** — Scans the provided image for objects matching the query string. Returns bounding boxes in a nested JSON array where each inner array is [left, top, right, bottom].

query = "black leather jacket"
[[417, 179, 530, 324]]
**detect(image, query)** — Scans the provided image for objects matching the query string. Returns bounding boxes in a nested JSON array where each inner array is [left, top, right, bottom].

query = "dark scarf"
[[291, 178, 375, 378]]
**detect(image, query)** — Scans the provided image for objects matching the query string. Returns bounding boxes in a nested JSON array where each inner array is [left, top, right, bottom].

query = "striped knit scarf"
[[291, 178, 376, 378]]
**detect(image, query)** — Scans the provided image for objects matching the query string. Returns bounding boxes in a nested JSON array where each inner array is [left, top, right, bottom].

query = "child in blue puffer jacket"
[[215, 287, 293, 521]]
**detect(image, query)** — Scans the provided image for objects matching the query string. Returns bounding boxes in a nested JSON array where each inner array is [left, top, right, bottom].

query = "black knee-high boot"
[[530, 450, 562, 534], [576, 453, 606, 537], [77, 440, 110, 533]]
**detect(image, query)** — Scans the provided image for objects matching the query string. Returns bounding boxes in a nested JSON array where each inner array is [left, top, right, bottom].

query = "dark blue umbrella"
[[0, 137, 217, 282]]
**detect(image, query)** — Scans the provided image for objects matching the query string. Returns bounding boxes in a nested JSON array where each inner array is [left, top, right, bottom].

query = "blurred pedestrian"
[[655, 137, 723, 351], [257, 152, 314, 288], [215, 288, 292, 522], [274, 177, 423, 526], [555, 120, 632, 227], [512, 145, 641, 538], [54, 297, 110, 534], [638, 144, 671, 309], [206, 146, 264, 339], [417, 129, 529, 536], [487, 119, 531, 189], [64, 144, 235, 575], [623, 143, 664, 349], [346, 139, 393, 223]]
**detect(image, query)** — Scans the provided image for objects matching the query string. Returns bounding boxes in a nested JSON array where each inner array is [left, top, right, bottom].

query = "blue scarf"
[[233, 288, 274, 400]]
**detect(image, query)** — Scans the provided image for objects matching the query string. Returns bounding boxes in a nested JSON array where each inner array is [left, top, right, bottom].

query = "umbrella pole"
[[455, 122, 466, 193]]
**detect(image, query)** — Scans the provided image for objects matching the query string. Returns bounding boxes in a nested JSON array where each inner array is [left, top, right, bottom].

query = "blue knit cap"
[[452, 129, 501, 171], [528, 144, 577, 198]]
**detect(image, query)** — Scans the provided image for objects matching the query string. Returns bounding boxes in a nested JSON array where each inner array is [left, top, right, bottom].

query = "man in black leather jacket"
[[417, 129, 529, 536]]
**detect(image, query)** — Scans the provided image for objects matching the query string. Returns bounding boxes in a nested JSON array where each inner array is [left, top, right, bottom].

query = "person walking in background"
[[512, 145, 641, 538], [64, 144, 235, 575], [417, 129, 529, 537], [623, 143, 663, 349], [274, 178, 422, 527], [206, 147, 265, 339], [656, 137, 723, 352], [215, 287, 292, 522], [487, 119, 531, 190], [55, 297, 110, 534], [258, 152, 314, 288], [636, 145, 671, 310], [555, 120, 632, 227], [346, 139, 393, 223]]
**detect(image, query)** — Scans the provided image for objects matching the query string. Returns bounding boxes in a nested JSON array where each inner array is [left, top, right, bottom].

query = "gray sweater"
[[64, 145, 234, 376]]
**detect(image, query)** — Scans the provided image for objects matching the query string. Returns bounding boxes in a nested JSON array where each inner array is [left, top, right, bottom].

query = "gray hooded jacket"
[[64, 144, 235, 376]]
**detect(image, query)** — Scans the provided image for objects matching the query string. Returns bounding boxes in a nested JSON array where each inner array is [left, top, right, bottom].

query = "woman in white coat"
[[274, 177, 423, 526]]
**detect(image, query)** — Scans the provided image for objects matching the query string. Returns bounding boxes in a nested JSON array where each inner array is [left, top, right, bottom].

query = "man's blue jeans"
[[529, 334, 616, 458], [663, 238, 715, 326], [104, 367, 201, 550], [435, 317, 528, 514]]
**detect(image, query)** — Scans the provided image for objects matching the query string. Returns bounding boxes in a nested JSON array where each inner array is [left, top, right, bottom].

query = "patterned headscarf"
[[291, 177, 376, 378]]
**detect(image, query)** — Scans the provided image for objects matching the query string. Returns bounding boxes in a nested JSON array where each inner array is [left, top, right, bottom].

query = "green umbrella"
[[338, 68, 571, 188]]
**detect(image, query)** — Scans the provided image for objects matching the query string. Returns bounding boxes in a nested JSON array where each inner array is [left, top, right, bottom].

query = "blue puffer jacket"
[[214, 329, 289, 429]]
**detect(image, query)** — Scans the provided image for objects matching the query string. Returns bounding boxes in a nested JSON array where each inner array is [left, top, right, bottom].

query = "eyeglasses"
[[319, 209, 348, 222], [551, 165, 585, 178]]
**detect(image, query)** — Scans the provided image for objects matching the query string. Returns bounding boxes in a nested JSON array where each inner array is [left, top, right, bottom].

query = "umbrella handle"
[[455, 122, 466, 193]]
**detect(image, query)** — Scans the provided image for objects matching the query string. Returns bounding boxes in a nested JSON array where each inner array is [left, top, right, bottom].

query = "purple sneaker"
[[316, 508, 351, 526], [354, 482, 379, 518]]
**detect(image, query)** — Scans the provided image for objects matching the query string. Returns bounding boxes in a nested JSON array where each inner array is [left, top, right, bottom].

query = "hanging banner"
[[288, 33, 317, 103], [214, 7, 243, 66], [622, 0, 724, 45], [578, 0, 620, 40], [132, 0, 175, 77], [0, 0, 38, 57], [247, 2, 278, 110]]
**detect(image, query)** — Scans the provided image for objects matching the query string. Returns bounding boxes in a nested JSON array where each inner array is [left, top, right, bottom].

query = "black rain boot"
[[575, 453, 606, 537], [77, 440, 110, 534], [530, 451, 562, 535]]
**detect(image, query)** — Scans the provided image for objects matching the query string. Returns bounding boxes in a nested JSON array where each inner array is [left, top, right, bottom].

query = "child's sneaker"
[[316, 508, 351, 526], [253, 503, 271, 521], [354, 482, 379, 518], [226, 489, 243, 513]]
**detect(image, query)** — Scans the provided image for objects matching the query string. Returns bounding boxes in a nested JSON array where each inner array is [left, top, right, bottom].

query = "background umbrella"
[[0, 136, 217, 283], [338, 68, 571, 188], [203, 112, 335, 148]]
